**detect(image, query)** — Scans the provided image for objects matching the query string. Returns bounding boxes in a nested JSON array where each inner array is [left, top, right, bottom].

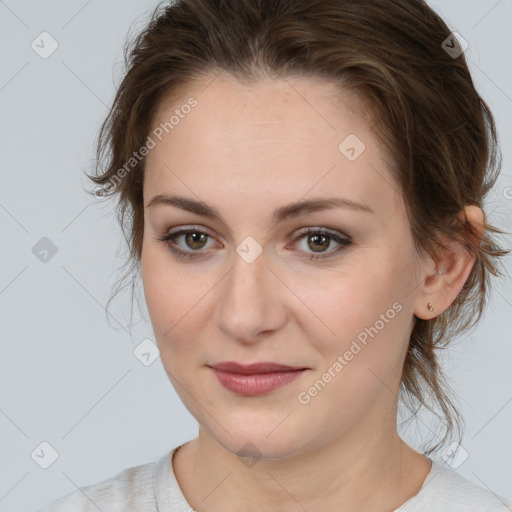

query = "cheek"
[[293, 268, 410, 423], [293, 263, 402, 333], [289, 256, 412, 370], [141, 245, 181, 334], [141, 244, 215, 356]]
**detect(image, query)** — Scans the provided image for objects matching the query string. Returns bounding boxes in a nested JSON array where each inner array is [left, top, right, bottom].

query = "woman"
[[37, 0, 512, 510]]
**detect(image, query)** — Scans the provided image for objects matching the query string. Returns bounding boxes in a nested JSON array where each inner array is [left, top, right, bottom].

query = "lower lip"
[[210, 368, 306, 396]]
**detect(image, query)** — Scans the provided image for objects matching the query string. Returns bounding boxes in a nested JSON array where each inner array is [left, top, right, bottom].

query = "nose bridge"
[[214, 245, 285, 342]]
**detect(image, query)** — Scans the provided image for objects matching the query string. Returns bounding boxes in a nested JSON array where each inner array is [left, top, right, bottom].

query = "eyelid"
[[166, 224, 219, 240], [291, 226, 350, 240]]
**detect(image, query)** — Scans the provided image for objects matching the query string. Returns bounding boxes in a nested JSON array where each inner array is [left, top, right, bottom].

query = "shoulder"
[[34, 454, 163, 512], [401, 461, 512, 511]]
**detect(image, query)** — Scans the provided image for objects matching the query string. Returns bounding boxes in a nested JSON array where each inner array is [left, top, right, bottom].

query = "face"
[[141, 73, 427, 459]]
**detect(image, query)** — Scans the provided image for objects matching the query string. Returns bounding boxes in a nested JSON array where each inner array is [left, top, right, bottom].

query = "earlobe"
[[413, 205, 485, 320]]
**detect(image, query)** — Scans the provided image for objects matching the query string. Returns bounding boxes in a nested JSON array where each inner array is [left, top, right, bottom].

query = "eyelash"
[[155, 226, 352, 262]]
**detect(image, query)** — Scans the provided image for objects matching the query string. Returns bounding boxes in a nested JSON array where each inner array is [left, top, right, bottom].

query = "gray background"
[[0, 1, 511, 511]]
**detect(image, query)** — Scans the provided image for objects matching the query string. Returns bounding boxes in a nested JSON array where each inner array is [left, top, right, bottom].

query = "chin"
[[206, 420, 313, 462]]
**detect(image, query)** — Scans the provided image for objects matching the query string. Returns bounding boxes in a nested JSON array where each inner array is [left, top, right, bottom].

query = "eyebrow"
[[146, 194, 374, 224]]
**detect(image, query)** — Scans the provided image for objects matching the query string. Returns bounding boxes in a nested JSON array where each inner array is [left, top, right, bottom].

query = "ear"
[[413, 205, 485, 320]]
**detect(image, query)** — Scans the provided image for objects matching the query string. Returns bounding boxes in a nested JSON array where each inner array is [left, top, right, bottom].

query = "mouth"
[[207, 361, 309, 396]]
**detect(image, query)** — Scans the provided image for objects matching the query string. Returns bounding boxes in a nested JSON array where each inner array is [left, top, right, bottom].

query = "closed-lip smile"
[[207, 361, 309, 396]]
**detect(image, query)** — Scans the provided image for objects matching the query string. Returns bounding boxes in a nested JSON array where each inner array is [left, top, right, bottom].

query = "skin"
[[140, 72, 484, 512]]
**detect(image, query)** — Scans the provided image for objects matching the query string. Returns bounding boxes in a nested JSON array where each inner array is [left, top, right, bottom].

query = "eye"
[[291, 227, 352, 260], [155, 226, 220, 260], [155, 226, 352, 261]]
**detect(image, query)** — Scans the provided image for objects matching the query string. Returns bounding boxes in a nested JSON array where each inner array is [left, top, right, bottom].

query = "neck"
[[172, 411, 432, 512]]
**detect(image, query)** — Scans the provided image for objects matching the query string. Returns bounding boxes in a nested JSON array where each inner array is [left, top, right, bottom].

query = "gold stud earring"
[[428, 302, 434, 312]]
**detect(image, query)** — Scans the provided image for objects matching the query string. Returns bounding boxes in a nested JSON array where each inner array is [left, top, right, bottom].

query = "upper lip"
[[208, 361, 308, 374]]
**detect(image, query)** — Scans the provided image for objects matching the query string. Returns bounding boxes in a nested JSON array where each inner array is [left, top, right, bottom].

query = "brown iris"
[[185, 232, 208, 250], [307, 234, 330, 252]]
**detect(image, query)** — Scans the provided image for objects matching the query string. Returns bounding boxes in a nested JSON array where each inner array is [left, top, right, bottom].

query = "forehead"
[[144, 73, 403, 221]]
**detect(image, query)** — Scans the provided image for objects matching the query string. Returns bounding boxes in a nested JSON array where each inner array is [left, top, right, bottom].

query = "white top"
[[36, 443, 512, 511]]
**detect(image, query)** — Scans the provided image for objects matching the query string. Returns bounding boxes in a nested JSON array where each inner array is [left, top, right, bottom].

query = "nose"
[[213, 248, 287, 345]]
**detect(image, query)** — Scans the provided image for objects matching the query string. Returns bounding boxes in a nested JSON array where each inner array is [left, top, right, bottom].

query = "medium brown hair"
[[86, 0, 510, 455]]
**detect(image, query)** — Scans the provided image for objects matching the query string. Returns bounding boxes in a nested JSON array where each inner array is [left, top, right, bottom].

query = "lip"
[[208, 361, 309, 396]]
